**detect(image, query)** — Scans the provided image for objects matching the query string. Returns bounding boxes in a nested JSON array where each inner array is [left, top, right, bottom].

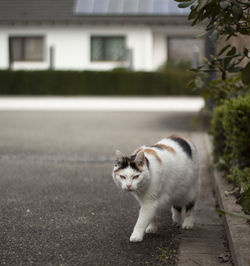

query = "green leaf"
[[188, 8, 198, 20], [216, 208, 250, 220], [194, 79, 204, 89], [242, 62, 250, 85], [243, 47, 249, 58], [228, 66, 243, 73], [232, 4, 243, 20], [238, 28, 250, 35], [178, 0, 195, 8], [219, 1, 230, 10], [226, 46, 236, 56], [197, 0, 209, 11], [209, 30, 219, 42], [218, 44, 231, 56], [238, 188, 250, 212]]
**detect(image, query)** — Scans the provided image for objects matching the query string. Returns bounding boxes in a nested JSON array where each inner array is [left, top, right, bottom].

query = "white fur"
[[112, 137, 199, 242]]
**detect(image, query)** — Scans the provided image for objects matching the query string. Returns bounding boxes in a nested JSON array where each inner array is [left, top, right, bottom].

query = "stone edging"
[[205, 134, 250, 266]]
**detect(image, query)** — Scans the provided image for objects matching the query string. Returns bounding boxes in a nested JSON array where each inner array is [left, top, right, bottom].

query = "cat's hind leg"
[[145, 221, 158, 234], [171, 206, 182, 225], [181, 201, 195, 230]]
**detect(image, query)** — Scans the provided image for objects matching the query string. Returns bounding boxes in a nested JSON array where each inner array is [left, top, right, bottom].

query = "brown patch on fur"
[[114, 170, 121, 175], [144, 149, 162, 163], [134, 148, 143, 155], [154, 144, 176, 154], [168, 134, 186, 140]]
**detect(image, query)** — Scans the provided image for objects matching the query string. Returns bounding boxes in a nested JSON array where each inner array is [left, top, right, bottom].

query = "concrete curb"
[[204, 134, 250, 266]]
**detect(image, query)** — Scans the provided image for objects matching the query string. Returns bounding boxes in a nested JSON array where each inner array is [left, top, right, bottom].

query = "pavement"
[[0, 101, 240, 265], [0, 96, 204, 112], [205, 136, 250, 266]]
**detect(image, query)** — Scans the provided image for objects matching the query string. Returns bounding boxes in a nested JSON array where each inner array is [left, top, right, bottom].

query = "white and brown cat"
[[112, 135, 199, 242]]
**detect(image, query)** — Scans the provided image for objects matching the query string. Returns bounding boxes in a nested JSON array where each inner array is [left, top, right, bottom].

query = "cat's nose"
[[127, 184, 131, 189]]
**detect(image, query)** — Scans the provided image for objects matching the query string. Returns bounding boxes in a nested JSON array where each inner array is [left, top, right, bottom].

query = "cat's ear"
[[135, 150, 145, 166], [115, 150, 123, 161]]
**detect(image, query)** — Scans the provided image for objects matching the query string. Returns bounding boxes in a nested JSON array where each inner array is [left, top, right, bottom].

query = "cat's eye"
[[133, 175, 140, 179], [120, 175, 126, 179]]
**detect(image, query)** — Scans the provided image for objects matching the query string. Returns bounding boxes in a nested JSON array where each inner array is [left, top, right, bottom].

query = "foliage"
[[158, 59, 191, 72], [210, 94, 250, 192], [175, 0, 250, 213], [216, 208, 250, 220], [222, 94, 250, 170], [176, 0, 250, 85], [238, 187, 250, 212], [0, 70, 196, 96], [191, 74, 249, 105], [210, 105, 226, 163], [228, 168, 250, 192]]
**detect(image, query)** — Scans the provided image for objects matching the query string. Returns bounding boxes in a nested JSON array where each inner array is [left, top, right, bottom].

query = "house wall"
[[151, 25, 205, 69], [0, 25, 155, 71], [0, 24, 204, 71], [0, 32, 9, 69], [152, 32, 167, 70]]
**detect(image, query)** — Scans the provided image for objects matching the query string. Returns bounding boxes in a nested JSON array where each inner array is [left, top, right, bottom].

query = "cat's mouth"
[[125, 187, 135, 192]]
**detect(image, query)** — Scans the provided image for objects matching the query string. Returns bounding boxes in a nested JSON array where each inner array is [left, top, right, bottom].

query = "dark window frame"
[[9, 36, 45, 63], [90, 35, 126, 62]]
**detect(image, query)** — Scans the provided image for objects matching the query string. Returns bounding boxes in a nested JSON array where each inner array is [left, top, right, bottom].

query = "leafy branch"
[[175, 0, 250, 86]]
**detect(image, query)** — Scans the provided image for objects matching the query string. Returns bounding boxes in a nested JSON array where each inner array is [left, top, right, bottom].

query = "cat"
[[112, 135, 199, 242]]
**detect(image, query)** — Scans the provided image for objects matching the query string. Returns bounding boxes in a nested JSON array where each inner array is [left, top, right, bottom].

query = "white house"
[[0, 0, 205, 71]]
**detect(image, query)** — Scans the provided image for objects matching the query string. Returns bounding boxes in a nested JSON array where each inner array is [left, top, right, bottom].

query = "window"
[[91, 36, 126, 62], [9, 36, 44, 62], [167, 36, 204, 63]]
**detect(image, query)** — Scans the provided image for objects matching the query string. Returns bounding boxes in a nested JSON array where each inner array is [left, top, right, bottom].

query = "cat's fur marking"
[[168, 135, 192, 158], [151, 143, 176, 154], [112, 136, 199, 242], [144, 148, 162, 163]]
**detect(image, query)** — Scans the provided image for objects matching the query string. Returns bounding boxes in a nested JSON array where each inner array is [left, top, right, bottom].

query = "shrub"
[[211, 94, 250, 191], [0, 70, 196, 96], [223, 94, 250, 170], [210, 105, 227, 165], [228, 168, 250, 192], [203, 76, 250, 106]]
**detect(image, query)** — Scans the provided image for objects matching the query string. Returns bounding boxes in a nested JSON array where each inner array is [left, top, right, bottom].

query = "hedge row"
[[211, 94, 250, 193], [0, 70, 196, 96]]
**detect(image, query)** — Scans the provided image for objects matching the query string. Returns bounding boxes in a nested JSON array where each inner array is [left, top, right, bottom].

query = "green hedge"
[[211, 94, 250, 192], [0, 70, 196, 96], [210, 105, 226, 163]]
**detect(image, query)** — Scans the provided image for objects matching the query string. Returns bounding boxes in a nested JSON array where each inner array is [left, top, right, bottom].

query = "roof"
[[74, 0, 190, 15], [0, 0, 190, 25]]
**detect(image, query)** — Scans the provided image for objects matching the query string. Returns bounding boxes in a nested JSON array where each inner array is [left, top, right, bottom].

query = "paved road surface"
[[0, 111, 230, 265]]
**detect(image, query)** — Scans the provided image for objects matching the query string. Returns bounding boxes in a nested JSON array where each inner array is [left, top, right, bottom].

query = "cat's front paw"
[[129, 232, 143, 242]]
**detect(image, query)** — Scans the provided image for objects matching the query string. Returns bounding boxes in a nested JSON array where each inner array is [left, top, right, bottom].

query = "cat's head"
[[112, 150, 149, 192]]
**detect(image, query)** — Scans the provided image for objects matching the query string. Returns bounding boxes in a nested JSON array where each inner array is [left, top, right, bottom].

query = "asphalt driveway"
[[0, 111, 199, 265]]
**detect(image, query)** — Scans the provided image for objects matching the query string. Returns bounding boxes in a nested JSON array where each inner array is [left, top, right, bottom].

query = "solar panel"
[[123, 0, 139, 14], [74, 0, 190, 15], [108, 0, 124, 14], [74, 0, 94, 14], [138, 0, 153, 14], [153, 0, 168, 14], [93, 0, 109, 14]]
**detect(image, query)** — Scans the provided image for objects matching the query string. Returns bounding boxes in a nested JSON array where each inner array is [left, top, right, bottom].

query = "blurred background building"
[[0, 0, 205, 71]]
